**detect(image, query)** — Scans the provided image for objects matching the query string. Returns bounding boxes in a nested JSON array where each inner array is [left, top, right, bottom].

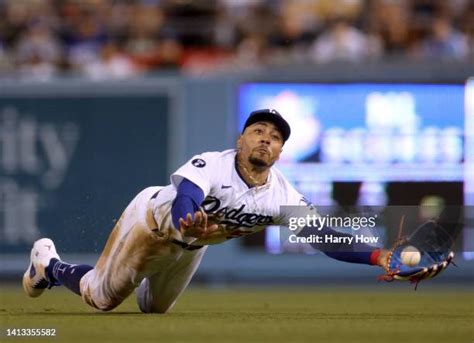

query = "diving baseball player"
[[23, 109, 453, 313]]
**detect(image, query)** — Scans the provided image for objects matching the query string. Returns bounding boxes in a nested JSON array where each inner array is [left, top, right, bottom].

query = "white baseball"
[[400, 246, 421, 267]]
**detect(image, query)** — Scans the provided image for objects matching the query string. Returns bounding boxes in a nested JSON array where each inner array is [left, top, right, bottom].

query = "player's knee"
[[136, 280, 175, 314], [96, 299, 123, 312], [137, 295, 172, 314], [82, 289, 123, 312], [85, 297, 121, 312]]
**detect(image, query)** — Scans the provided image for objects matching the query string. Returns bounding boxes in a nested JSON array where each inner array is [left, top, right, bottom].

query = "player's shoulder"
[[193, 149, 235, 161], [270, 166, 302, 202], [204, 149, 236, 159], [270, 166, 293, 188], [189, 149, 235, 167], [270, 167, 316, 209]]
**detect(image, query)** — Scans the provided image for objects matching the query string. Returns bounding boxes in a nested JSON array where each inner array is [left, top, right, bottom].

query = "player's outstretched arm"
[[171, 178, 220, 239], [298, 225, 387, 266]]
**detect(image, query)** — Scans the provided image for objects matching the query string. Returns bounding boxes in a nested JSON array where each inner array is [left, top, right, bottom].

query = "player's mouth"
[[254, 146, 270, 155]]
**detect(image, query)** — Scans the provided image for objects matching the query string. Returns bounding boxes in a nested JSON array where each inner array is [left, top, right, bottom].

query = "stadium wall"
[[1, 61, 473, 284]]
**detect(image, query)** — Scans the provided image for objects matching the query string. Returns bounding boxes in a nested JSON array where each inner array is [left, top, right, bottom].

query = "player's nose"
[[259, 133, 271, 144]]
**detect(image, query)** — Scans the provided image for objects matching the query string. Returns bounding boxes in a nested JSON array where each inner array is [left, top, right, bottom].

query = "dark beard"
[[249, 156, 272, 169]]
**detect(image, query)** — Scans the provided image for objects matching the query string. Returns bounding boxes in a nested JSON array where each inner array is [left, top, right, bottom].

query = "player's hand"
[[178, 211, 220, 239], [376, 249, 391, 270]]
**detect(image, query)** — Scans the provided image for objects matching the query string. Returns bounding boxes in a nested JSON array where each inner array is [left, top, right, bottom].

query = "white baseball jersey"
[[80, 149, 312, 313], [152, 149, 309, 246]]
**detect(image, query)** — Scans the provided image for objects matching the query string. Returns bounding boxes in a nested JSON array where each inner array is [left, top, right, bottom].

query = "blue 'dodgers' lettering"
[[201, 196, 273, 229]]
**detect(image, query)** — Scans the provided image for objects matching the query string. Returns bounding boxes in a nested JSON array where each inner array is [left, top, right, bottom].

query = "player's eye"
[[272, 134, 282, 141], [254, 128, 263, 134]]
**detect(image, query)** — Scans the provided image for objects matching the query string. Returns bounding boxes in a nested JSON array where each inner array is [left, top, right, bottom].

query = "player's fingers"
[[186, 213, 193, 226], [185, 214, 197, 234], [179, 217, 188, 229], [196, 211, 205, 227], [201, 224, 219, 238], [179, 218, 188, 236], [191, 213, 206, 235], [208, 223, 219, 234], [202, 211, 208, 229], [195, 211, 203, 226]]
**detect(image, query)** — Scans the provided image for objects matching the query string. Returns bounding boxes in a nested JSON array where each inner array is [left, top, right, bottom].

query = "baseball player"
[[23, 109, 452, 313]]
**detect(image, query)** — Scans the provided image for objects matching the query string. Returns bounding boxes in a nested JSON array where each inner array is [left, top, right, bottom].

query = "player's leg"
[[22, 193, 144, 300], [79, 186, 186, 311], [23, 237, 95, 298], [135, 246, 207, 313], [22, 238, 67, 297], [23, 186, 166, 310], [22, 204, 135, 300]]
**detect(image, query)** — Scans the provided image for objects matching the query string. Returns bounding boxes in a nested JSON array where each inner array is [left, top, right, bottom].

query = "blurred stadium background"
[[1, 0, 474, 288]]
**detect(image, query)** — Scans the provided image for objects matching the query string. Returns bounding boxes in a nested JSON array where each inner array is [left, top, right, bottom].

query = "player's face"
[[238, 121, 284, 168]]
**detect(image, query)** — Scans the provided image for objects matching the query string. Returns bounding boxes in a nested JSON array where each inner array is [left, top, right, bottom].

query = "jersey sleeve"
[[275, 177, 380, 265], [170, 152, 218, 196]]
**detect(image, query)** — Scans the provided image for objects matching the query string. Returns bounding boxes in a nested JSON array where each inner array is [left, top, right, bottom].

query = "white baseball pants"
[[79, 187, 207, 312]]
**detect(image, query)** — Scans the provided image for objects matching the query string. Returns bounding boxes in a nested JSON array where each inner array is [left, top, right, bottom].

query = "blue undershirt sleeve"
[[298, 225, 379, 265], [171, 178, 205, 230]]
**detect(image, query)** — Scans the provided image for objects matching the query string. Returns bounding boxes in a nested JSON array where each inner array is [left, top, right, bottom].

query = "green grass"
[[1, 285, 473, 343]]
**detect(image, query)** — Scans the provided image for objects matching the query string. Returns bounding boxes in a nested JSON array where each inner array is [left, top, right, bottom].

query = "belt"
[[151, 189, 203, 251], [170, 239, 204, 251]]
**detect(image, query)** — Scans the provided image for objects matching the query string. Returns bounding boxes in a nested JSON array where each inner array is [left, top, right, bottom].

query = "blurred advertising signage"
[[0, 96, 168, 252], [238, 83, 466, 181], [238, 82, 472, 256], [239, 83, 464, 164], [0, 107, 79, 245]]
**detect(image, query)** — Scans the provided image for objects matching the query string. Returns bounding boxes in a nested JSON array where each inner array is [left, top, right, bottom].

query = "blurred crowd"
[[0, 0, 473, 80]]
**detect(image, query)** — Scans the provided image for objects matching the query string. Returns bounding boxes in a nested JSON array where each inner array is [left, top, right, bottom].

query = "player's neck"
[[236, 156, 269, 187]]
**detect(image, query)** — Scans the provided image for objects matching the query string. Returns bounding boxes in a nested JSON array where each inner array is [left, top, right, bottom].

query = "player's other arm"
[[298, 225, 389, 267], [171, 178, 218, 238], [172, 178, 204, 229], [282, 189, 389, 268]]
